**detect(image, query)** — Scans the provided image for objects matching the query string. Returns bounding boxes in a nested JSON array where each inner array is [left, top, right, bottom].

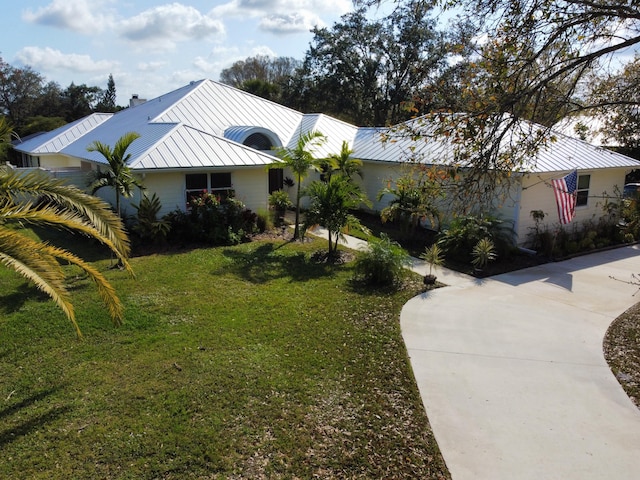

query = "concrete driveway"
[[401, 245, 640, 480]]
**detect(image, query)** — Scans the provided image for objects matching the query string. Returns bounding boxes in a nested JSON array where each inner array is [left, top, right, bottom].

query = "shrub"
[[353, 234, 410, 287], [437, 215, 513, 264], [165, 192, 257, 245], [131, 193, 171, 244], [471, 237, 497, 269], [256, 208, 274, 232]]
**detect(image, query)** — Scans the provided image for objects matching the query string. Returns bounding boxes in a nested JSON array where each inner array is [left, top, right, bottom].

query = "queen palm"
[[88, 132, 142, 216], [271, 130, 326, 239], [303, 174, 370, 256], [0, 166, 133, 337]]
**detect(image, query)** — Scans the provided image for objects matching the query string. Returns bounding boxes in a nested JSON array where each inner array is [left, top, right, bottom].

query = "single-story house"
[[12, 79, 640, 246]]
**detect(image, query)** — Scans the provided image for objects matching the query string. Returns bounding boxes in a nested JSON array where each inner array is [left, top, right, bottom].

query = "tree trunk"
[[293, 175, 301, 239]]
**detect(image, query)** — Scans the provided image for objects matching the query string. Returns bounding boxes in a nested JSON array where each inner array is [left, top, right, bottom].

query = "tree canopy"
[[219, 55, 301, 103], [354, 0, 640, 211], [288, 3, 450, 125], [0, 56, 121, 136]]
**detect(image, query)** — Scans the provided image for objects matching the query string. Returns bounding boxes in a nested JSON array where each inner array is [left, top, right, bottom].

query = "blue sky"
[[1, 0, 356, 105]]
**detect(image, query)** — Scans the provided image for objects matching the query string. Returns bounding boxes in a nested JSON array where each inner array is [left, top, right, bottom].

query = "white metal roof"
[[529, 130, 638, 173], [13, 113, 113, 154], [352, 116, 640, 173], [13, 80, 640, 174], [154, 80, 303, 142], [129, 125, 276, 170]]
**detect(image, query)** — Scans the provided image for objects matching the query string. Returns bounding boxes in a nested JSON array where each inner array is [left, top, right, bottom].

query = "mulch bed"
[[604, 302, 640, 409]]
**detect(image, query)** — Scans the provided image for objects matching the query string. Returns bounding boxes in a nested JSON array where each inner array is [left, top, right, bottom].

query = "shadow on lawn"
[[219, 241, 334, 283], [0, 283, 50, 315], [0, 386, 70, 448]]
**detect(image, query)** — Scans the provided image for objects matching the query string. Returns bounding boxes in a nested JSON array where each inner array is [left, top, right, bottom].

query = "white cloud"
[[15, 46, 117, 73], [22, 0, 115, 35], [211, 0, 350, 26], [137, 61, 169, 72], [119, 3, 224, 50], [259, 12, 322, 34]]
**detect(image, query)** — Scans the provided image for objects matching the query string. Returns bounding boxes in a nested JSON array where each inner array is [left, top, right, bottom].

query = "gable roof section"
[[154, 80, 304, 142], [291, 114, 360, 157], [531, 131, 638, 173], [353, 124, 454, 164], [129, 125, 277, 170], [13, 113, 113, 154], [61, 122, 178, 165]]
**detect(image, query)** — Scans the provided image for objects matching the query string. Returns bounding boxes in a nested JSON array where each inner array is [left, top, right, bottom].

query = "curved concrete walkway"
[[402, 245, 640, 479]]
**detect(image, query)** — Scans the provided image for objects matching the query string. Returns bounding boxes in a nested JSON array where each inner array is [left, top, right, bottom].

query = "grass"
[[0, 235, 450, 479]]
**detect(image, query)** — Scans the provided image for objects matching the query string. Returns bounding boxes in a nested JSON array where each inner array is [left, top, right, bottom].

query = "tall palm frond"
[[1, 166, 133, 336], [0, 171, 132, 267], [0, 117, 13, 143]]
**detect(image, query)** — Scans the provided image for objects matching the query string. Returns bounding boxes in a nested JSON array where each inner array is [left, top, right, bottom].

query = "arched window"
[[243, 132, 273, 150]]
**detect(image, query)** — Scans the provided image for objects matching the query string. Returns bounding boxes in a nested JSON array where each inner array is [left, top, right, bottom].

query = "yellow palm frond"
[[3, 203, 133, 276], [1, 166, 135, 336], [40, 243, 124, 327], [0, 168, 132, 269], [0, 226, 79, 335]]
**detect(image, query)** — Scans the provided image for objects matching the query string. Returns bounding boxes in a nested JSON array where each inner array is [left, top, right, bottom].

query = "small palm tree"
[[0, 166, 133, 337], [378, 172, 442, 236], [326, 141, 363, 180], [420, 243, 444, 277], [303, 174, 370, 256], [88, 132, 142, 216], [270, 130, 327, 239]]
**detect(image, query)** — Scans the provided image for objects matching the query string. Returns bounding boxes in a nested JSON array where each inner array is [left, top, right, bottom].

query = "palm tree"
[[270, 130, 327, 239], [326, 141, 363, 181], [303, 174, 370, 256], [88, 132, 142, 216], [0, 166, 133, 337]]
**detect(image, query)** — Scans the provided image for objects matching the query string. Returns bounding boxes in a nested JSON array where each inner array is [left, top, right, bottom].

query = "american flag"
[[552, 170, 578, 224]]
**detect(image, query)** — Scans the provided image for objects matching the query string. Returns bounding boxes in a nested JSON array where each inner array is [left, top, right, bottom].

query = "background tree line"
[[220, 0, 639, 156], [0, 56, 119, 139]]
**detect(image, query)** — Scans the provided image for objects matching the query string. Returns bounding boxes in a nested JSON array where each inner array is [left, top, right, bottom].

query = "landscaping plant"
[[353, 233, 410, 287], [471, 237, 497, 270], [420, 242, 444, 284], [131, 193, 171, 244]]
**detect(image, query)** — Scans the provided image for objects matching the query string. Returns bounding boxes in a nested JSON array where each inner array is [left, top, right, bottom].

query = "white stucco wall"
[[133, 167, 270, 218], [38, 154, 83, 169], [517, 169, 629, 246], [358, 160, 407, 212], [231, 167, 270, 213]]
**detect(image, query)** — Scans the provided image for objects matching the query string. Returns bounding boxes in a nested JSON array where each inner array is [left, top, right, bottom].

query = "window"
[[185, 173, 233, 206], [576, 174, 590, 207], [244, 132, 273, 150], [211, 172, 232, 191], [185, 173, 207, 204]]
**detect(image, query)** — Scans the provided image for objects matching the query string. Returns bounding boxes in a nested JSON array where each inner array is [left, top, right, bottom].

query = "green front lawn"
[[0, 237, 449, 479]]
